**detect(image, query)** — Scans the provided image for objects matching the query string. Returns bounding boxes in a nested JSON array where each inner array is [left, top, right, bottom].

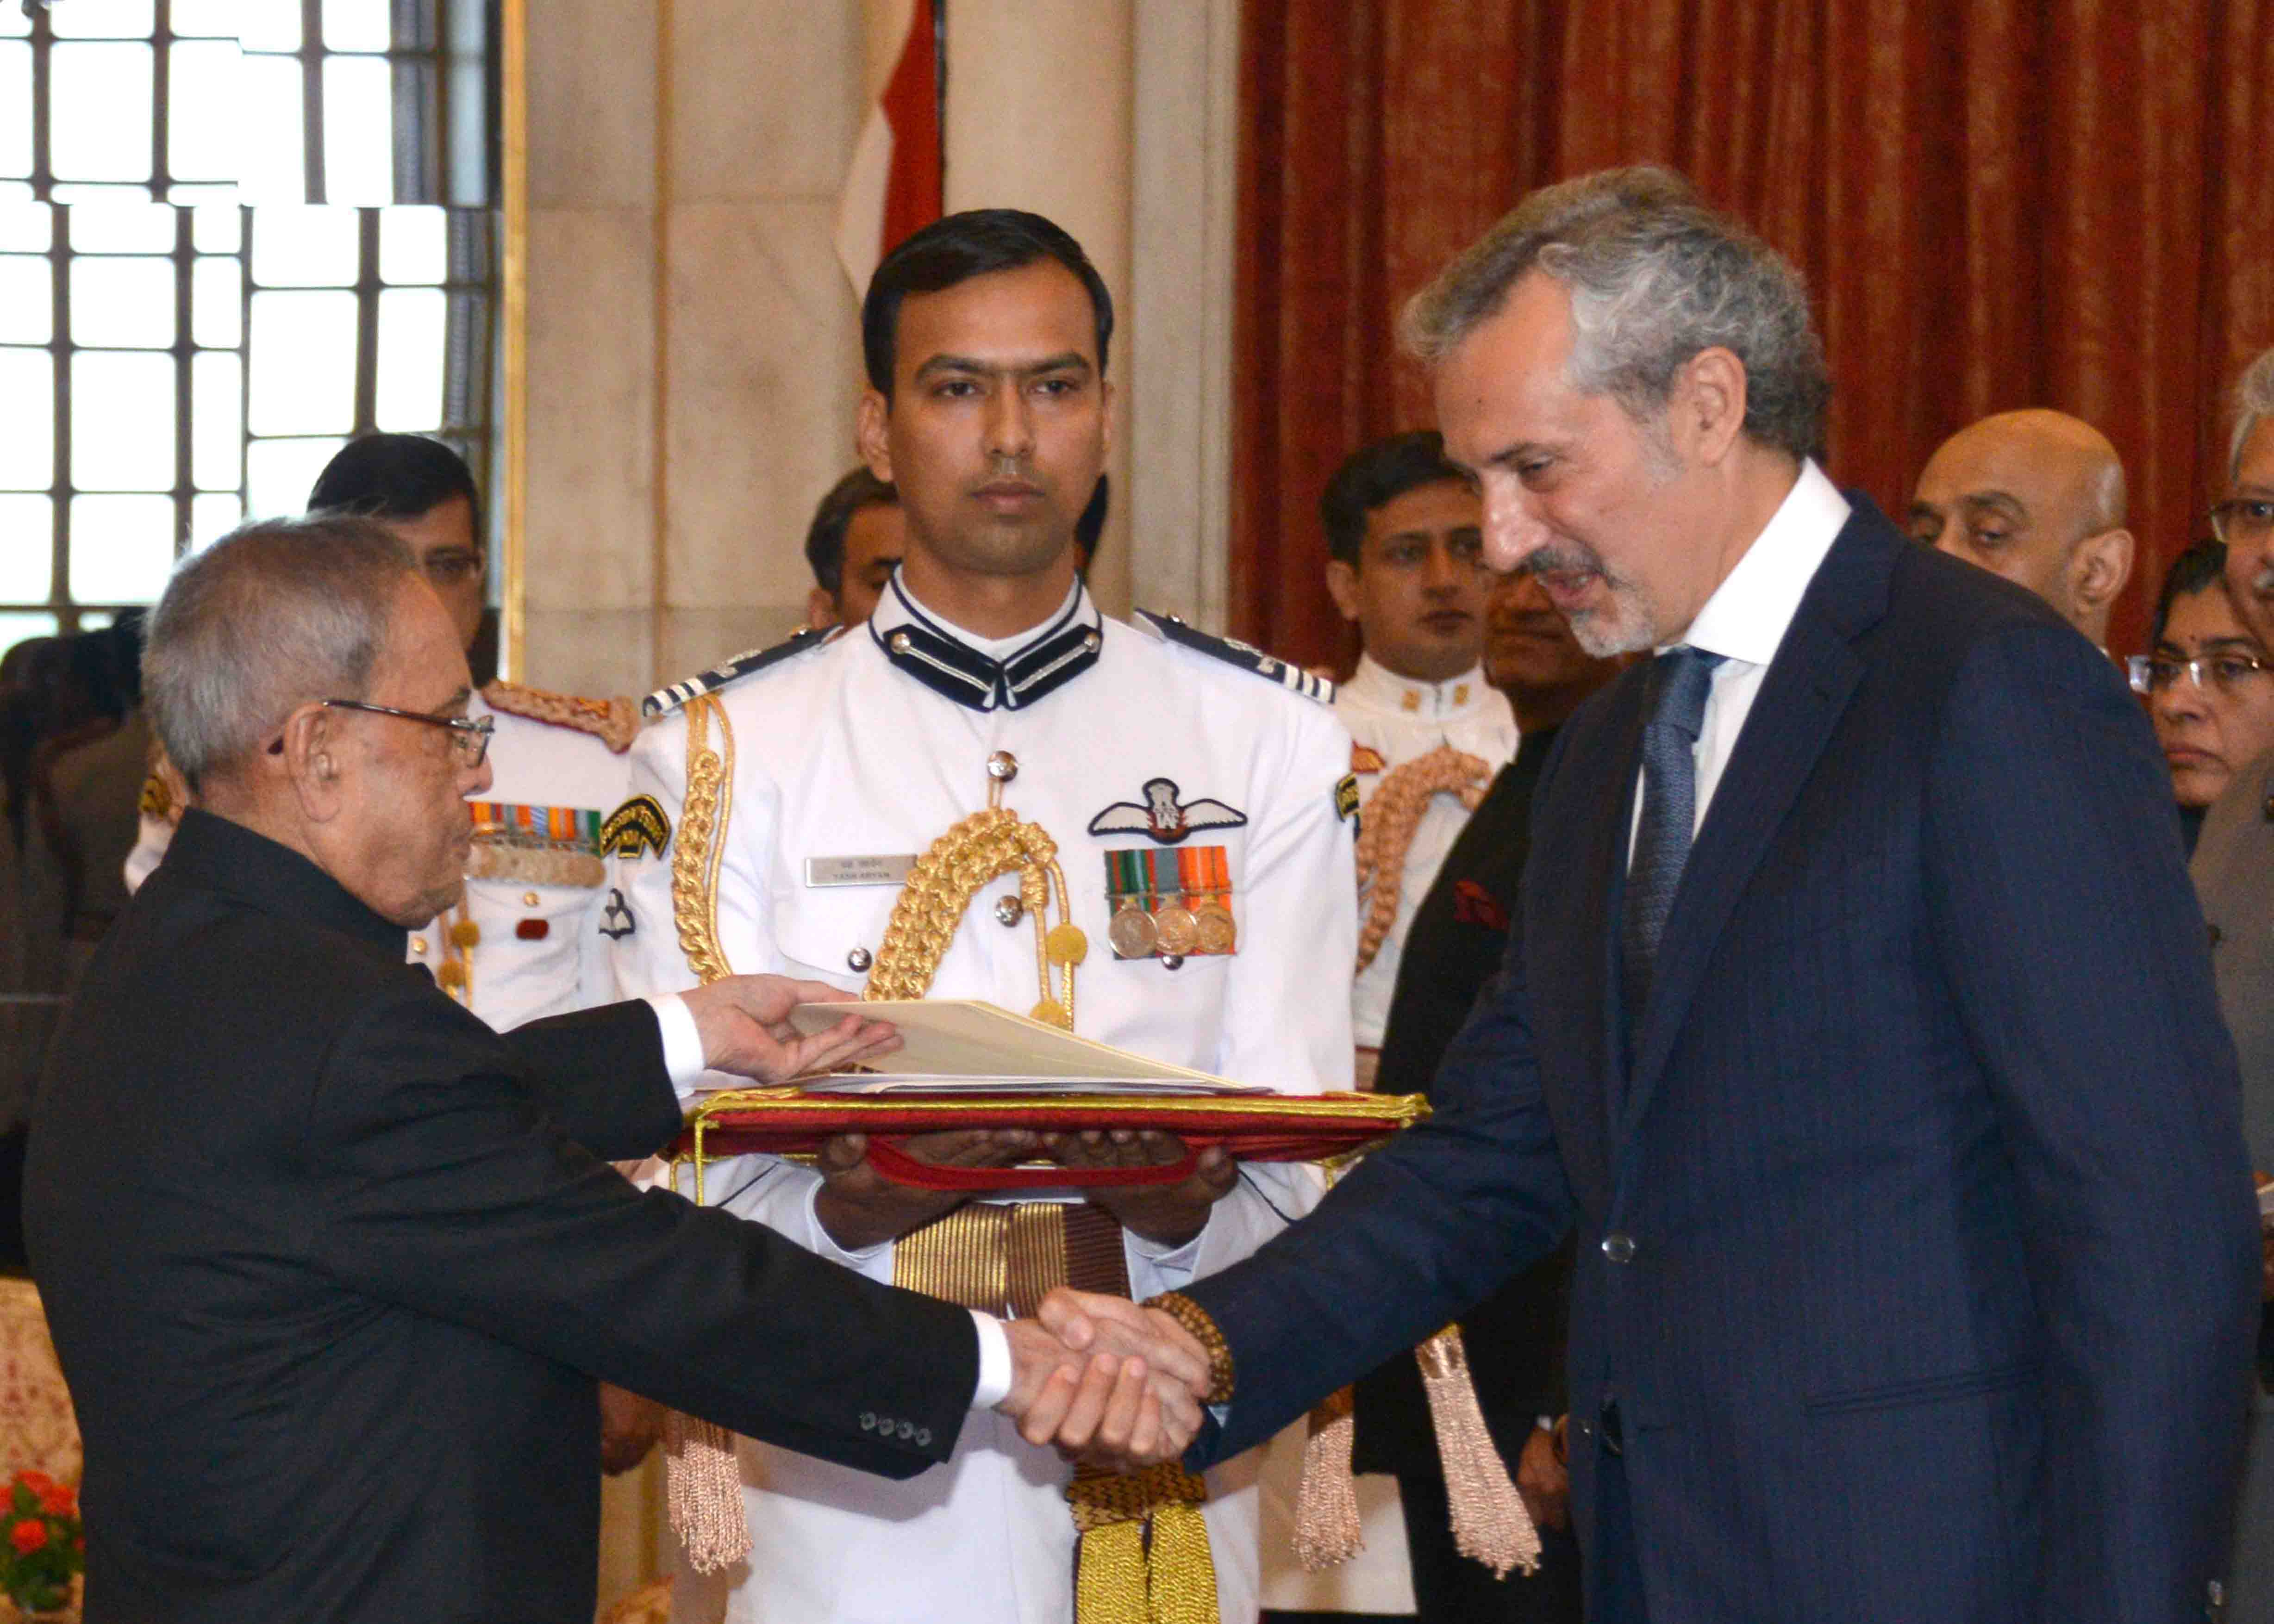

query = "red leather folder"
[[672, 1089, 1431, 1193]]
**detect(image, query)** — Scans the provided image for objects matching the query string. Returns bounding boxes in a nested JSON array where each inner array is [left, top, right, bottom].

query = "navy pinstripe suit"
[[1187, 501, 2261, 1623]]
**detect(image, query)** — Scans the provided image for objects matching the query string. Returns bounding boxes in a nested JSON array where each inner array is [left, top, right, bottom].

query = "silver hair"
[[1399, 165, 1830, 461], [2231, 347, 2274, 482], [143, 515, 418, 789]]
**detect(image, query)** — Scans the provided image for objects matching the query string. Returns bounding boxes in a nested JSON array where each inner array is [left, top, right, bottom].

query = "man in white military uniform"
[[1258, 432, 1517, 1622], [125, 435, 640, 1027], [1324, 430, 1517, 1089], [607, 210, 1356, 1624]]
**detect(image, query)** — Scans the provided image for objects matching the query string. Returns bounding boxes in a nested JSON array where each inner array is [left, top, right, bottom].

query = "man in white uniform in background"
[[1324, 430, 1517, 1090], [127, 435, 640, 1029], [608, 209, 1356, 1624], [1259, 432, 1518, 1623]]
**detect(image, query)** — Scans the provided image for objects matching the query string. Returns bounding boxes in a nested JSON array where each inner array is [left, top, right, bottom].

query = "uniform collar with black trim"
[[868, 574, 1103, 712]]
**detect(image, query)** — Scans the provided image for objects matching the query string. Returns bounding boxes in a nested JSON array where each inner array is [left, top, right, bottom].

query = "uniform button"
[[897, 1420, 914, 1440], [859, 1411, 875, 1431], [847, 946, 873, 972], [523, 891, 540, 907], [1601, 1233, 1637, 1264], [1082, 631, 1100, 653], [987, 750, 1018, 783], [1159, 954, 1184, 971], [915, 1426, 931, 1447], [890, 631, 912, 654], [994, 894, 1025, 927], [410, 936, 428, 955]]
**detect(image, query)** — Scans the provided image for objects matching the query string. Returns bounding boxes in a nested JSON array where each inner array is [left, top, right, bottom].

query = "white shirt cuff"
[[644, 993, 708, 1098], [968, 1312, 1012, 1411]]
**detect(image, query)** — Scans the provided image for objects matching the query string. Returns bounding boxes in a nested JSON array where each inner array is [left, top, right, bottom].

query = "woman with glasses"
[[2131, 537, 2274, 853]]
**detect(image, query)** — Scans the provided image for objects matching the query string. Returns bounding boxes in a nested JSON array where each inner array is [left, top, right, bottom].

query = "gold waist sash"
[[895, 1201, 1218, 1624]]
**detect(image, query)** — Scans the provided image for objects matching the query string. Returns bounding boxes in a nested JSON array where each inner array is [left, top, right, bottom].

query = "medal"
[[1194, 896, 1235, 954], [1180, 846, 1236, 956], [1108, 897, 1159, 959], [1153, 902, 1199, 956]]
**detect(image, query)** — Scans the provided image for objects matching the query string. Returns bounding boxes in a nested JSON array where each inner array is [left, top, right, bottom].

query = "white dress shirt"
[[1632, 460, 1850, 852]]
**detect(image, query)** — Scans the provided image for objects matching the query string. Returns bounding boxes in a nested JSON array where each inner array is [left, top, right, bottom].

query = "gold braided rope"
[[672, 695, 736, 987], [1351, 745, 1491, 974], [861, 805, 1080, 1028], [662, 692, 750, 1574]]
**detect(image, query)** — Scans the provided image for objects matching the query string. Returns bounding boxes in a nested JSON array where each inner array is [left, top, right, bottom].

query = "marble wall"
[[522, 0, 869, 703], [519, 0, 1238, 707]]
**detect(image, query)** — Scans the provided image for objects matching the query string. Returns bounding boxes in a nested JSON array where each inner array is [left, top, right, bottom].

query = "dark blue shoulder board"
[[642, 626, 832, 716], [1131, 610, 1336, 704]]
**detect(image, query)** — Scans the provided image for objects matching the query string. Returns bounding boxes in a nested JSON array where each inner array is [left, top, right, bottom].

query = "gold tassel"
[[1074, 1520, 1150, 1624], [1415, 1325, 1539, 1578], [1292, 1386, 1363, 1570], [1146, 1501, 1222, 1624], [1070, 1462, 1218, 1624], [662, 1409, 751, 1574]]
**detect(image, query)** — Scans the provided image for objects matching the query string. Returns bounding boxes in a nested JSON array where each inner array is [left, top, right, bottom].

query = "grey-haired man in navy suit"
[[1045, 165, 2260, 1624]]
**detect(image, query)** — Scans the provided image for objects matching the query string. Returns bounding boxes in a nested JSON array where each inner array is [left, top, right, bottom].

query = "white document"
[[786, 999, 1271, 1095]]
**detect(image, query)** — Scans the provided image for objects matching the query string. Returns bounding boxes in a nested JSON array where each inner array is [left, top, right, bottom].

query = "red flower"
[[12, 1472, 52, 1498], [35, 1483, 72, 1518], [11, 1518, 47, 1555]]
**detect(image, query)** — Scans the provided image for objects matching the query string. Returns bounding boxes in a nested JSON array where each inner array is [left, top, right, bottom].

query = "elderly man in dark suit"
[[24, 516, 1194, 1624], [1047, 166, 2260, 1624]]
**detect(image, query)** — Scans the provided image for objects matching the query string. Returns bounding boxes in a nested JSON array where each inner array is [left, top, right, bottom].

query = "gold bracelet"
[[1148, 1290, 1235, 1406]]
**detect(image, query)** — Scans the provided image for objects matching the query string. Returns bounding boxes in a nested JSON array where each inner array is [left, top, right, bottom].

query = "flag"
[[833, 0, 943, 302]]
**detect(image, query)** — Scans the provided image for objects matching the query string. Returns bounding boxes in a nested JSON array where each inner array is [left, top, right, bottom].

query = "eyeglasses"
[[317, 699, 495, 765], [2211, 498, 2274, 546], [2127, 653, 2274, 696]]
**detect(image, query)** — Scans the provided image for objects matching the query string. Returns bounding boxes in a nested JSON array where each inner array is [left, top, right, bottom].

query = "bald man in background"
[[1907, 409, 2136, 649]]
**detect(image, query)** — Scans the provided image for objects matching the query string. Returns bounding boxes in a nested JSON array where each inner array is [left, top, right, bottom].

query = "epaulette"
[[641, 626, 833, 717], [1131, 609, 1336, 704], [481, 680, 640, 754]]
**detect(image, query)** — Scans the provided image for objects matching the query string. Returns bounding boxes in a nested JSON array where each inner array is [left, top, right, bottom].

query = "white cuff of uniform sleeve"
[[644, 993, 707, 1098], [1124, 1223, 1207, 1298], [969, 1312, 1012, 1411]]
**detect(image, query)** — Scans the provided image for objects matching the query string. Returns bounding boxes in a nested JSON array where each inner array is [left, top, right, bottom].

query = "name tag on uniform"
[[805, 854, 917, 888]]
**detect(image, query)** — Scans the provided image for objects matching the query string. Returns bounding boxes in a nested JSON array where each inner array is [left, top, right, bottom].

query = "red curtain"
[[1231, 0, 2274, 666]]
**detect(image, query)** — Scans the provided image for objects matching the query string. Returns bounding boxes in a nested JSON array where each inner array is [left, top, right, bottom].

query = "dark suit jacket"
[[1353, 729, 1573, 1477], [26, 809, 979, 1624], [1187, 499, 2261, 1623]]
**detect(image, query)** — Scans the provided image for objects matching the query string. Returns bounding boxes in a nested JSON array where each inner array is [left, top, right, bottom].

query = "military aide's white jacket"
[[125, 686, 634, 1029], [608, 579, 1357, 1624]]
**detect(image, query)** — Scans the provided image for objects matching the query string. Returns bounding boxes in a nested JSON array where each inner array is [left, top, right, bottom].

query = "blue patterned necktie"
[[1620, 646, 1725, 1057]]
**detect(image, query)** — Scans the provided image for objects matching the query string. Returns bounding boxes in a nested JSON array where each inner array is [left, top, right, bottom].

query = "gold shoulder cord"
[[861, 773, 1086, 1028], [671, 695, 736, 988], [661, 692, 753, 1576]]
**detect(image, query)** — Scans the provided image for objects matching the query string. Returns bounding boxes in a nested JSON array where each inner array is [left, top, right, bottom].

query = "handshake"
[[994, 1291, 1217, 1473], [669, 976, 1223, 1473]]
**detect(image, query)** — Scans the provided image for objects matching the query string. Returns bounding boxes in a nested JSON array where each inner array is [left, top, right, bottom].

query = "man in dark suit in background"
[[1048, 166, 2260, 1623], [1353, 565, 1625, 1623], [25, 516, 1194, 1624]]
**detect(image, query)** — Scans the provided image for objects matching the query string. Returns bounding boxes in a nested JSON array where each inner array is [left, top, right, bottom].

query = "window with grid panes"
[[0, 0, 496, 648]]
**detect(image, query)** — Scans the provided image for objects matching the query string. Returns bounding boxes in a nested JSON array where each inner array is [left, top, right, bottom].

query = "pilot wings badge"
[[1087, 777, 1249, 846]]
